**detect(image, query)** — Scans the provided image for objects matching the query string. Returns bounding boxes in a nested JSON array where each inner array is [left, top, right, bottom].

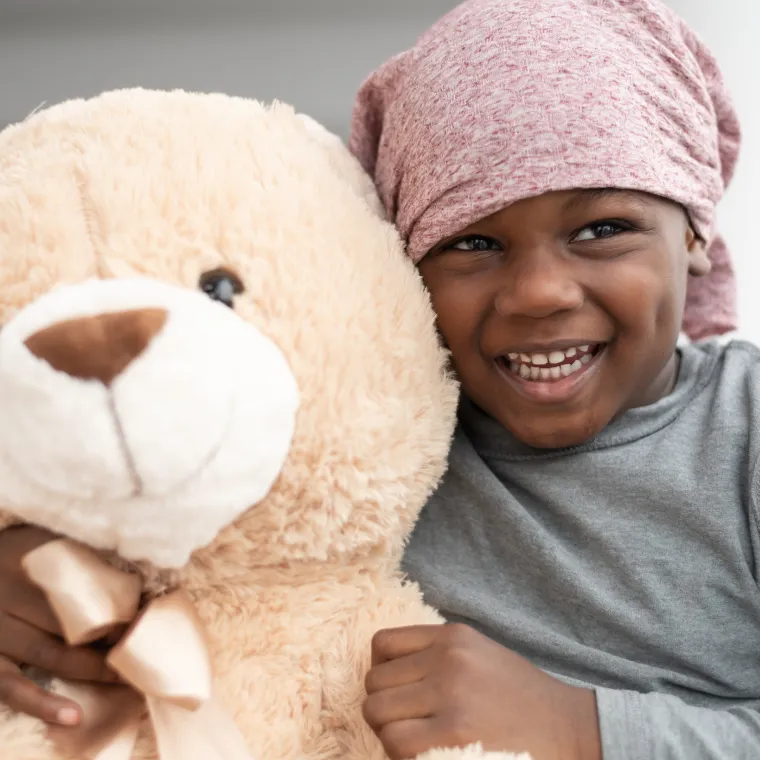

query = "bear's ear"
[[296, 114, 386, 220]]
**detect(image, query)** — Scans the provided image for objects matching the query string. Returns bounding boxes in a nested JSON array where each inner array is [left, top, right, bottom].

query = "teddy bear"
[[0, 88, 528, 760]]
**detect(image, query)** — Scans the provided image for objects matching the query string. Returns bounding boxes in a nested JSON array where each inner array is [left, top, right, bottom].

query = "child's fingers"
[[0, 577, 63, 635], [376, 717, 436, 760], [0, 613, 117, 683], [0, 525, 63, 635], [365, 647, 433, 693], [363, 681, 435, 728], [370, 625, 442, 665], [0, 656, 81, 725]]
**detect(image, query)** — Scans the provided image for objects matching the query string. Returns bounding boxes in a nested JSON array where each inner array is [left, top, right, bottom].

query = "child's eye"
[[448, 235, 501, 252], [572, 221, 629, 242]]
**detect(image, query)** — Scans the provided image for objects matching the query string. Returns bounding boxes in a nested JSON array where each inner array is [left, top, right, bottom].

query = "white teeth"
[[502, 343, 600, 382], [508, 345, 595, 367]]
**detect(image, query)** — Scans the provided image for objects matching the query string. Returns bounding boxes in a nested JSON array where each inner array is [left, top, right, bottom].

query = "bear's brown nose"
[[24, 308, 168, 385]]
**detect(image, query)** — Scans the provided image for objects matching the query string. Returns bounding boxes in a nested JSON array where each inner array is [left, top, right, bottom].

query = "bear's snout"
[[24, 308, 168, 385]]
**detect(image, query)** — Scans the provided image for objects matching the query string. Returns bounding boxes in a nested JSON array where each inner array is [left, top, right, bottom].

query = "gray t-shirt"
[[402, 339, 760, 760]]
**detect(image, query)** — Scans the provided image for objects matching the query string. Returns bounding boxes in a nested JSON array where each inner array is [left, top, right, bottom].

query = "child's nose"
[[494, 252, 584, 320]]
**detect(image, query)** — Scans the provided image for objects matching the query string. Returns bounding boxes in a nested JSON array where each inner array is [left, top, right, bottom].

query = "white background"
[[0, 0, 757, 337]]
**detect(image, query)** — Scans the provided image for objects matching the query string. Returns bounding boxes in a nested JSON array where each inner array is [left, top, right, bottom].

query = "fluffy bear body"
[[0, 89, 525, 760]]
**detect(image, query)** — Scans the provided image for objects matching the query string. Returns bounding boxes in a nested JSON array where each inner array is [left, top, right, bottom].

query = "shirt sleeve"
[[596, 687, 760, 760]]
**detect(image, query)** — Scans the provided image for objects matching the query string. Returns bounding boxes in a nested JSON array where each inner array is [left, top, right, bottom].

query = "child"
[[0, 1, 756, 759], [348, 1, 758, 759]]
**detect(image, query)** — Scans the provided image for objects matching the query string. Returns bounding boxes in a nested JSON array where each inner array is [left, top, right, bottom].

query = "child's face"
[[418, 189, 710, 449]]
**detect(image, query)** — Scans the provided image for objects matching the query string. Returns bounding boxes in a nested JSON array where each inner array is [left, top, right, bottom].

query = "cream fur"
[[0, 89, 527, 760]]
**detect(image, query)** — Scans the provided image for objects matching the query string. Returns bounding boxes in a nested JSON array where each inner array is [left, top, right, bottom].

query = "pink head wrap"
[[350, 0, 741, 339]]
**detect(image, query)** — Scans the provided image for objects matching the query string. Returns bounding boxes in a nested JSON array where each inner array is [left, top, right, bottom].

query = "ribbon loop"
[[107, 592, 212, 710], [23, 540, 142, 647]]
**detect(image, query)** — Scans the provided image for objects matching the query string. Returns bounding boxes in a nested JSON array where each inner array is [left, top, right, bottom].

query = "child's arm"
[[362, 621, 760, 760], [328, 591, 760, 760], [595, 688, 760, 759]]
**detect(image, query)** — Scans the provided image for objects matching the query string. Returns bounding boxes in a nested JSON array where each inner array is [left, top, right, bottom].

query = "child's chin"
[[508, 411, 609, 450]]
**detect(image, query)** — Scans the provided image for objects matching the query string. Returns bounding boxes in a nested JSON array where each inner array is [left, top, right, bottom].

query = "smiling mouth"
[[496, 343, 605, 382]]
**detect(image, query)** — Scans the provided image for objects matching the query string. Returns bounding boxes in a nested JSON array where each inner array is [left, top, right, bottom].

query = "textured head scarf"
[[350, 0, 741, 339]]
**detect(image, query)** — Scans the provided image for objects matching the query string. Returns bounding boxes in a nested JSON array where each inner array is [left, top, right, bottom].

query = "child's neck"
[[623, 349, 682, 413]]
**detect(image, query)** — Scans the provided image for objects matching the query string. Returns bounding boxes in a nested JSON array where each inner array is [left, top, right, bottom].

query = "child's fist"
[[363, 623, 601, 760]]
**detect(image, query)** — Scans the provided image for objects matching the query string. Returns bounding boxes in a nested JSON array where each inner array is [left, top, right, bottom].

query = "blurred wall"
[[0, 1, 460, 138], [0, 0, 757, 334]]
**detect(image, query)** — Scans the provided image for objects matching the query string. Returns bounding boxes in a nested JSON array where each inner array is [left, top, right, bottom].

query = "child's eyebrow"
[[562, 188, 650, 212]]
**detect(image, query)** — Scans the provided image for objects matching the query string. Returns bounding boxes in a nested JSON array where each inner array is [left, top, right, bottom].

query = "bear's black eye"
[[199, 268, 244, 308]]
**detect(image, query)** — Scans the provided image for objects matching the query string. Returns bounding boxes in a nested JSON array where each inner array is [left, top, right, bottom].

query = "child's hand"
[[0, 525, 117, 725], [363, 624, 601, 760]]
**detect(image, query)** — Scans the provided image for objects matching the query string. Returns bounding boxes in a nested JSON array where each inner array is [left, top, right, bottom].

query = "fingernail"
[[56, 707, 80, 725]]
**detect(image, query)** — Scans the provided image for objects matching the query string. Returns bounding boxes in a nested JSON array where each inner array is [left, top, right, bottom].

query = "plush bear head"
[[0, 89, 458, 578]]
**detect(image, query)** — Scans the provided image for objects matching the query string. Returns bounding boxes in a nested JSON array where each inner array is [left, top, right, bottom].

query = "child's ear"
[[686, 227, 711, 277]]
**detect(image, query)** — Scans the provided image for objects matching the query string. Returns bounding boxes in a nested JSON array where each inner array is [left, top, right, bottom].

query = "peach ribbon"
[[21, 539, 255, 760]]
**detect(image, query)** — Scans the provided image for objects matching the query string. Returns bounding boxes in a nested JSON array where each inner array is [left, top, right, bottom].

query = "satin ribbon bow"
[[22, 539, 255, 760]]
